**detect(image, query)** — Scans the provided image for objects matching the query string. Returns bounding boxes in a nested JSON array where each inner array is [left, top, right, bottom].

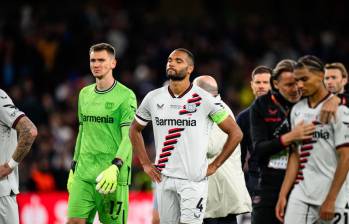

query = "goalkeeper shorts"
[[67, 176, 129, 224]]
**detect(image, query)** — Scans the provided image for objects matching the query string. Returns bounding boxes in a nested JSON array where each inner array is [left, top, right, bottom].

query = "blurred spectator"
[[1, 0, 349, 191]]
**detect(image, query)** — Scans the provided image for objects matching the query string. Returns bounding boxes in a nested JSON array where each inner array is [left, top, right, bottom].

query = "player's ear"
[[111, 58, 117, 69], [188, 64, 194, 74]]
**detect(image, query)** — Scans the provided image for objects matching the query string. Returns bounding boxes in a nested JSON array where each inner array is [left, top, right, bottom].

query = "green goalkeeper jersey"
[[73, 80, 136, 185]]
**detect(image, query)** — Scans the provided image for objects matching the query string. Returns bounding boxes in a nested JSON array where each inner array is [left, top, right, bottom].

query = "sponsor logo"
[[81, 114, 114, 123], [170, 104, 182, 109], [3, 104, 16, 109], [268, 108, 278, 115], [0, 96, 7, 99], [295, 112, 300, 117], [313, 129, 330, 140], [10, 111, 17, 117], [214, 102, 224, 109], [155, 117, 196, 126], [157, 104, 164, 109]]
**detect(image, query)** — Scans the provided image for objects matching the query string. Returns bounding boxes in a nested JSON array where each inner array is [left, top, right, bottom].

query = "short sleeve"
[[120, 91, 137, 127], [333, 106, 349, 149], [206, 95, 228, 124], [135, 92, 152, 126], [0, 90, 25, 128]]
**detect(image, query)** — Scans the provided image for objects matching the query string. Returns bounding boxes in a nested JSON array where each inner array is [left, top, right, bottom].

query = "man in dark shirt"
[[236, 66, 272, 196], [250, 59, 317, 224], [249, 59, 349, 224]]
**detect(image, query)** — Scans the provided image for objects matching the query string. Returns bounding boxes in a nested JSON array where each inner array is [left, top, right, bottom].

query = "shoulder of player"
[[0, 89, 14, 106], [79, 83, 95, 95], [115, 81, 134, 94], [250, 93, 269, 111], [220, 100, 234, 116], [191, 85, 213, 99], [293, 98, 307, 109], [141, 86, 167, 102], [337, 104, 349, 116], [289, 98, 307, 117], [114, 82, 137, 98], [190, 85, 221, 107], [0, 89, 7, 96]]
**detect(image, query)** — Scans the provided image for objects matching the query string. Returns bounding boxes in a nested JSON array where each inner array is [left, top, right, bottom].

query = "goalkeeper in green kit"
[[67, 43, 136, 224]]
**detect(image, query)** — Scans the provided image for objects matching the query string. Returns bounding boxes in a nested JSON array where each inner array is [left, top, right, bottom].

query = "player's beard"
[[167, 68, 186, 81]]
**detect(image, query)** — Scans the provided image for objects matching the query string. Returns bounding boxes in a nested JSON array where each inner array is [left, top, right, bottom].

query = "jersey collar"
[[168, 83, 193, 98], [95, 80, 117, 94], [307, 92, 332, 109]]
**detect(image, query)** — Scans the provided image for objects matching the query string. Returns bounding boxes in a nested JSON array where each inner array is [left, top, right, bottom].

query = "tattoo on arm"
[[13, 116, 37, 162]]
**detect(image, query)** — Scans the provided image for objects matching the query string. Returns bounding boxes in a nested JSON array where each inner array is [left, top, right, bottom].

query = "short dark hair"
[[272, 59, 296, 81], [325, 62, 348, 79], [251, 66, 272, 80], [89, 43, 116, 58], [295, 55, 325, 73], [174, 48, 195, 65]]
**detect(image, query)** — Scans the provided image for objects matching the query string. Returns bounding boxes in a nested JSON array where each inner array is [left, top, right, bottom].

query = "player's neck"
[[95, 74, 115, 91], [169, 79, 191, 96], [308, 86, 329, 107]]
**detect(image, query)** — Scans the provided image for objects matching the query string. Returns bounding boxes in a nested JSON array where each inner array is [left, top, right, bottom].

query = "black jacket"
[[249, 91, 294, 205]]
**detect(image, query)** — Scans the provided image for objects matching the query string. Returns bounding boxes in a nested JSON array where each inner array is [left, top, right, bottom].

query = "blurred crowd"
[[1, 0, 349, 192]]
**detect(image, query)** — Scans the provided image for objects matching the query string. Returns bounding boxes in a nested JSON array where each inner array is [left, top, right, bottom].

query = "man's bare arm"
[[320, 146, 349, 220], [275, 149, 299, 222], [13, 116, 38, 162], [0, 116, 37, 178], [129, 120, 161, 183]]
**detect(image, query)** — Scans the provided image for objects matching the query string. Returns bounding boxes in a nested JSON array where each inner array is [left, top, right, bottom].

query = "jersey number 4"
[[196, 197, 203, 212]]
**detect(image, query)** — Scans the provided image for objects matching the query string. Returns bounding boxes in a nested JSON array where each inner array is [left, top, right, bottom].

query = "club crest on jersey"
[[105, 102, 114, 109], [185, 103, 197, 113]]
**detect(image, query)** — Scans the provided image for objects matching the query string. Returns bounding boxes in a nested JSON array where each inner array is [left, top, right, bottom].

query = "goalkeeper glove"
[[67, 160, 77, 193], [96, 164, 119, 194]]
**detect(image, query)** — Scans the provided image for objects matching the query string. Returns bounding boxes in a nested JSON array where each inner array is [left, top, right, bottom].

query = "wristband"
[[8, 158, 19, 169], [111, 158, 123, 169]]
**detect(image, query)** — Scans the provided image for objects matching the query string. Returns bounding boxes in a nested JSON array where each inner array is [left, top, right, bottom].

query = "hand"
[[275, 196, 287, 223], [143, 163, 161, 183], [206, 163, 218, 176], [67, 170, 74, 193], [320, 96, 340, 124], [291, 120, 316, 142], [0, 163, 13, 179], [319, 198, 335, 221], [96, 165, 119, 194]]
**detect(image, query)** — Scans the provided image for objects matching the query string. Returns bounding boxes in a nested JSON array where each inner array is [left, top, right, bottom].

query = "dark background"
[[0, 0, 348, 192]]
